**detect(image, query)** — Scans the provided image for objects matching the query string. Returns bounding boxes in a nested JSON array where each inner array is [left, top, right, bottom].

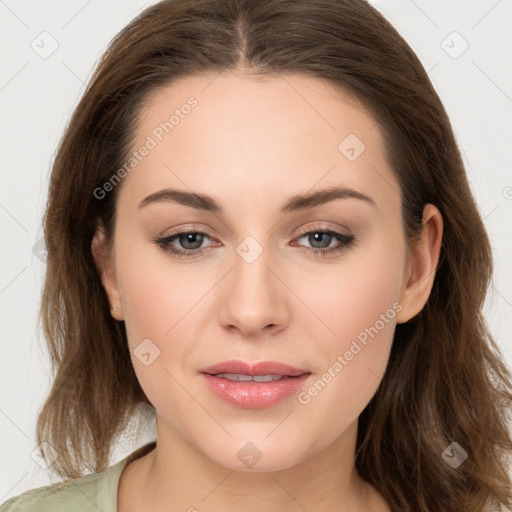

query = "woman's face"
[[97, 71, 423, 472]]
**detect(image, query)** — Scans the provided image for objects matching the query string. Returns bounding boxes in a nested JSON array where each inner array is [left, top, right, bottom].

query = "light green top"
[[0, 441, 156, 512]]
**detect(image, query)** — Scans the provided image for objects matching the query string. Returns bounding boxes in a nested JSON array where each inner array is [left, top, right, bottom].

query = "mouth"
[[206, 373, 305, 382], [199, 359, 310, 377], [199, 360, 312, 409]]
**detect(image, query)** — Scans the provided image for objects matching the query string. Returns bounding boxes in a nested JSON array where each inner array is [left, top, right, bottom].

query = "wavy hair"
[[36, 0, 512, 510]]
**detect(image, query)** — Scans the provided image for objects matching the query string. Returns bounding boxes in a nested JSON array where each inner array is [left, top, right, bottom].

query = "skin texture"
[[92, 71, 443, 512]]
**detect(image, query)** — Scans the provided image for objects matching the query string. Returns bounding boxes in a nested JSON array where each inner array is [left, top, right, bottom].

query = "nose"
[[218, 241, 290, 337]]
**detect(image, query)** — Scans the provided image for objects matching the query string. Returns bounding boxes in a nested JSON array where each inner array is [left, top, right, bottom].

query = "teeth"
[[214, 373, 285, 382]]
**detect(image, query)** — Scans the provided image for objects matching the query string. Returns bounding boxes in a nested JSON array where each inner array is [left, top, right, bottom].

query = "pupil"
[[310, 232, 331, 249], [181, 233, 203, 249]]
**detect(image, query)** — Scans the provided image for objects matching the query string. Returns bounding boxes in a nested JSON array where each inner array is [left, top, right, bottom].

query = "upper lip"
[[200, 360, 310, 377]]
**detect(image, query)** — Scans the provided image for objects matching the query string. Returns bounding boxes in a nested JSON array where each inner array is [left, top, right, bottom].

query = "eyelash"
[[153, 225, 356, 259]]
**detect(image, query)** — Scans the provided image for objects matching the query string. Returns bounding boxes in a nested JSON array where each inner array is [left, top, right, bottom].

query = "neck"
[[123, 415, 388, 512]]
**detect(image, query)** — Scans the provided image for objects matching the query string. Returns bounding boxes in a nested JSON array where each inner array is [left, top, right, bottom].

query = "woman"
[[1, 0, 511, 511]]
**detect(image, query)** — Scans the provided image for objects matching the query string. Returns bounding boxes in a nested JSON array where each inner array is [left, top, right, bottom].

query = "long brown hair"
[[36, 0, 512, 510]]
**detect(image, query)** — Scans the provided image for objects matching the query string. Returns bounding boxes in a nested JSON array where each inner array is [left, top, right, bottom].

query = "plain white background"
[[1, 0, 511, 502]]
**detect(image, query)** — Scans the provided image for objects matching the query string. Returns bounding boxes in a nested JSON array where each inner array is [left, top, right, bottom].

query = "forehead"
[[117, 71, 400, 218]]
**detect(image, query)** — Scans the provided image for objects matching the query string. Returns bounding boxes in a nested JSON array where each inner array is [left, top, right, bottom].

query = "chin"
[[203, 436, 310, 473]]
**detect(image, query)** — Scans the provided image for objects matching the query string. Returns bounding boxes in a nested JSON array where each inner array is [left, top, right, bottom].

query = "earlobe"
[[91, 223, 124, 321], [396, 204, 443, 324]]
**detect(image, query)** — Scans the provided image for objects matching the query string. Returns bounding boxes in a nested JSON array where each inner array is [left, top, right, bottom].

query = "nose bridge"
[[234, 235, 272, 291], [218, 234, 288, 335]]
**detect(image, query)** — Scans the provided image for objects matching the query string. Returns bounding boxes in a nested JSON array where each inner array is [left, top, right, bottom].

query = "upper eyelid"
[[159, 225, 352, 248], [161, 221, 352, 238], [295, 222, 352, 237], [162, 227, 348, 239]]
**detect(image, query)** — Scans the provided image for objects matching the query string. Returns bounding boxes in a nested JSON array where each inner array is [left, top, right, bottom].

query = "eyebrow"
[[138, 186, 377, 213]]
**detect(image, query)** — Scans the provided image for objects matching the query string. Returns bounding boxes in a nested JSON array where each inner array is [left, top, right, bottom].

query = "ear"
[[91, 222, 124, 321], [396, 203, 443, 324]]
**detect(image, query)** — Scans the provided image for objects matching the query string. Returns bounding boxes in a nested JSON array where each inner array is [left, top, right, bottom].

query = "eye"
[[153, 225, 356, 259], [291, 227, 356, 257], [153, 230, 217, 259]]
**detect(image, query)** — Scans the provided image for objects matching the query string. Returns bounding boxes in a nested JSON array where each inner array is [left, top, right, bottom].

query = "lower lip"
[[201, 373, 311, 409]]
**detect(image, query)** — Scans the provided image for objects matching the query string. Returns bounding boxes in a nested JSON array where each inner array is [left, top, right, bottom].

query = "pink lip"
[[200, 360, 309, 377], [199, 360, 312, 409]]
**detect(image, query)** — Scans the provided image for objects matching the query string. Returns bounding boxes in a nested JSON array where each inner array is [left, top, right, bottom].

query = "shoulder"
[[0, 441, 156, 512], [0, 460, 125, 512]]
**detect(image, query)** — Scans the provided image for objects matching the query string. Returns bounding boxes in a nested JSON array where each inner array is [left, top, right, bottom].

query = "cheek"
[[296, 235, 404, 418], [113, 236, 219, 406], [115, 233, 206, 339], [300, 230, 404, 349], [114, 248, 199, 424]]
